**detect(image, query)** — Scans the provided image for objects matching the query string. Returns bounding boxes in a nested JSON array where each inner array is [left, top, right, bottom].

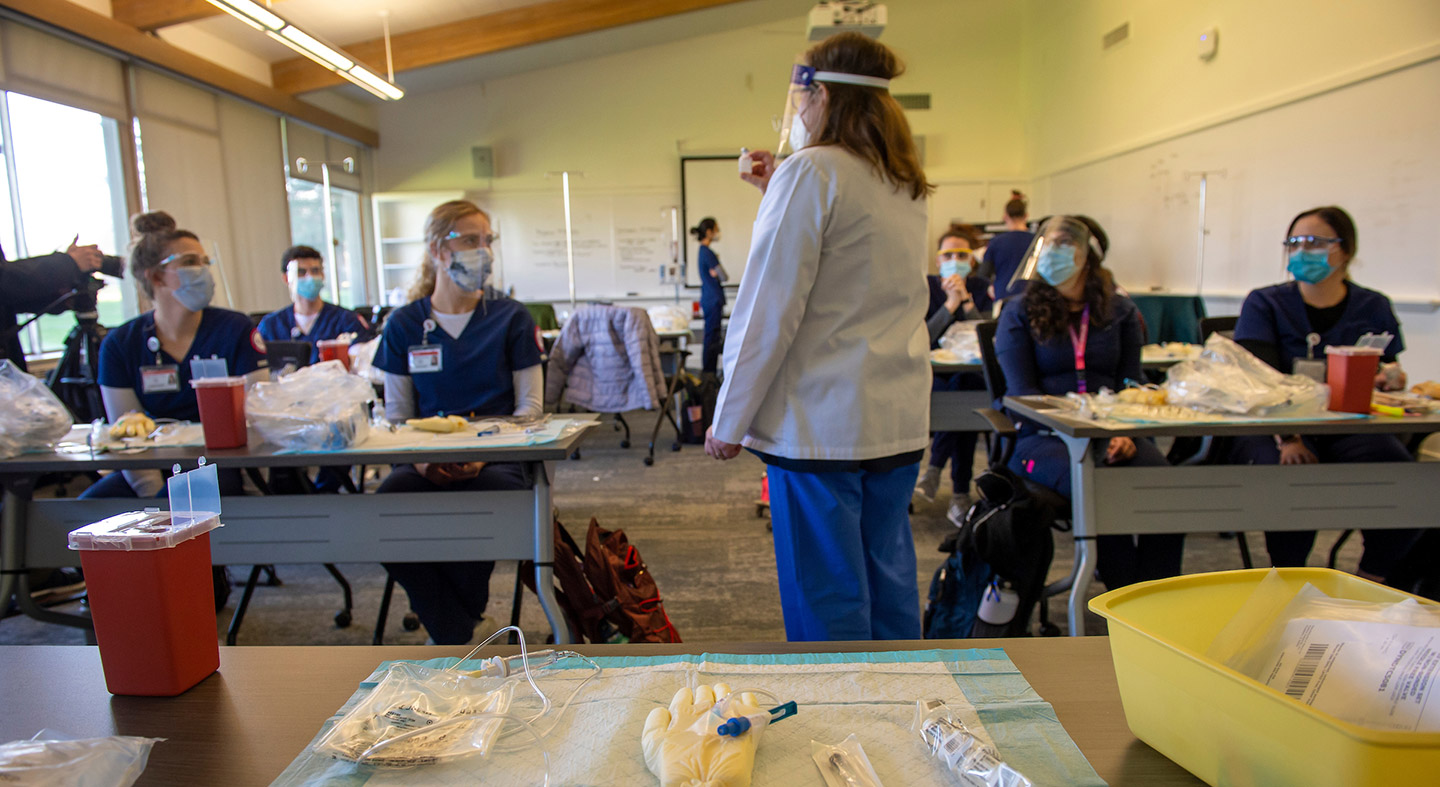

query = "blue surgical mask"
[[446, 248, 494, 293], [1036, 245, 1078, 286], [1287, 249, 1332, 284], [172, 266, 215, 312], [295, 275, 324, 301], [939, 260, 961, 278]]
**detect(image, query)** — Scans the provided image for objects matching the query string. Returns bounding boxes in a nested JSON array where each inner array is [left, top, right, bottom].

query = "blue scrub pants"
[[701, 300, 723, 374], [766, 462, 922, 641], [1228, 433, 1421, 577], [378, 462, 528, 645], [80, 467, 245, 498], [1009, 433, 1185, 590], [929, 372, 985, 495]]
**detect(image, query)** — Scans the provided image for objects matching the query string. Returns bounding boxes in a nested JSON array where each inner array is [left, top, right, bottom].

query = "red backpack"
[[522, 517, 680, 644]]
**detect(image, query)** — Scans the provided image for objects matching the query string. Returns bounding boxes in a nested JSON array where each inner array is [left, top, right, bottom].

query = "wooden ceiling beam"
[[0, 0, 377, 146], [273, 0, 749, 95], [113, 0, 287, 32]]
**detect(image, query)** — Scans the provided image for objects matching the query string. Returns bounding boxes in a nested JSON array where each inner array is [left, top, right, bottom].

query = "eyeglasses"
[[159, 253, 212, 268], [1284, 235, 1341, 252], [938, 250, 973, 261], [444, 230, 499, 250]]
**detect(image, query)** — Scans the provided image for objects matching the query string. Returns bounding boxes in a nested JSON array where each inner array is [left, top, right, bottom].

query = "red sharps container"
[[316, 339, 351, 370], [1324, 345, 1383, 414], [68, 462, 224, 696], [191, 376, 247, 449]]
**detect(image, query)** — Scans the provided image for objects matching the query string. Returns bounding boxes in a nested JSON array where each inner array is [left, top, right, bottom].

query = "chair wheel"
[[569, 450, 581, 460], [670, 442, 681, 452], [620, 440, 631, 449], [403, 613, 421, 631], [334, 610, 352, 628], [756, 504, 765, 518], [1039, 622, 1061, 637], [643, 456, 654, 466]]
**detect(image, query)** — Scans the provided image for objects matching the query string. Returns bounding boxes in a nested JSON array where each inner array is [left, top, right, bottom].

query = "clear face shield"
[[776, 64, 892, 156], [1008, 216, 1095, 292]]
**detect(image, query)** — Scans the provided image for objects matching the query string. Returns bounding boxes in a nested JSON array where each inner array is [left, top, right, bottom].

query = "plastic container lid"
[[1324, 345, 1385, 356], [190, 376, 246, 388], [68, 509, 220, 551]]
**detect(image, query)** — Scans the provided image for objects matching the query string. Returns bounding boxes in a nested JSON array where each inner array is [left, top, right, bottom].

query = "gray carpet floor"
[[0, 411, 1366, 646]]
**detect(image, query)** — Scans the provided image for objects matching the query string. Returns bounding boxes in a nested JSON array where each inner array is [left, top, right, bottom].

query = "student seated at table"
[[84, 211, 262, 501], [257, 245, 368, 364], [915, 224, 990, 523], [370, 199, 544, 646], [995, 215, 1184, 590], [1228, 205, 1420, 582]]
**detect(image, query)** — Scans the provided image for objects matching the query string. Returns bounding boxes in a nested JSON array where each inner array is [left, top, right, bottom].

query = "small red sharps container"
[[316, 339, 351, 370], [68, 461, 224, 696], [1325, 345, 1384, 414], [191, 376, 248, 449]]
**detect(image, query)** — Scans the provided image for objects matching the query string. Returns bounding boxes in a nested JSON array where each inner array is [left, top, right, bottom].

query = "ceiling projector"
[[807, 2, 887, 40]]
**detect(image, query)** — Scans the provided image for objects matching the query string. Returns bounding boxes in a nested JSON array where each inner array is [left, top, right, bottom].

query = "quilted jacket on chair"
[[545, 305, 665, 413]]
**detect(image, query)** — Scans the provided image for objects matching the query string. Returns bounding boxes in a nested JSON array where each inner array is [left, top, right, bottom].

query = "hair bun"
[[131, 211, 176, 236], [1011, 190, 1025, 200]]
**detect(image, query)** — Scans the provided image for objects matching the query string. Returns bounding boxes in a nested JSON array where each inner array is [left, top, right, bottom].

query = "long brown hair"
[[128, 211, 198, 298], [406, 200, 489, 303], [1023, 215, 1115, 342], [805, 33, 933, 200]]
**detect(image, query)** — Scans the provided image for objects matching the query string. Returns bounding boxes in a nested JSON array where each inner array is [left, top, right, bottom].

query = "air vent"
[[1103, 22, 1130, 49], [895, 93, 931, 110]]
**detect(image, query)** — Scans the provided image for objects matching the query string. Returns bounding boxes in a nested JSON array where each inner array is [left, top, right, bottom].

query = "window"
[[2, 92, 133, 356], [286, 178, 367, 308]]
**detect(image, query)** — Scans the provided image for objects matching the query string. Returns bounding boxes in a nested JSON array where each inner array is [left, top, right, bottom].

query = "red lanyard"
[[1068, 305, 1090, 394]]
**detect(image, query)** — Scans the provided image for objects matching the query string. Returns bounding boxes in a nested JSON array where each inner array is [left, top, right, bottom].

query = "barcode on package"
[[1285, 642, 1329, 699]]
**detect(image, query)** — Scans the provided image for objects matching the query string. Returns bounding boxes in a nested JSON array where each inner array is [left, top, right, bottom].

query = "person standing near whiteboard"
[[691, 217, 726, 374], [704, 33, 932, 641]]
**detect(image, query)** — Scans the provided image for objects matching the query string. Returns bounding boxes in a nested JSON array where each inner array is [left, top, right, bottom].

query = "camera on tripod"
[[66, 254, 125, 317]]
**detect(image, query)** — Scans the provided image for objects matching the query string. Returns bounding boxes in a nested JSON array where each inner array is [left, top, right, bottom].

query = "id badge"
[[1293, 358, 1326, 383], [140, 364, 181, 393], [408, 344, 443, 373]]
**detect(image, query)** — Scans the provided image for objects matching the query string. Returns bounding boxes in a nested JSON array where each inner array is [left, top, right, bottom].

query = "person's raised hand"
[[704, 426, 742, 461], [66, 235, 103, 273], [738, 150, 776, 194]]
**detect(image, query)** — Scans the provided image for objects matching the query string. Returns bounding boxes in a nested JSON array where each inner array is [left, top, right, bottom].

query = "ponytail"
[[689, 217, 717, 241]]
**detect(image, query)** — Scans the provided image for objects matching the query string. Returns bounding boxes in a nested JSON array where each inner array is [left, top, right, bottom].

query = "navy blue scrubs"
[[371, 296, 542, 645], [1230, 281, 1419, 576], [923, 275, 984, 498], [698, 244, 725, 374], [985, 230, 1035, 302], [84, 307, 262, 498], [257, 302, 368, 363], [995, 293, 1184, 589]]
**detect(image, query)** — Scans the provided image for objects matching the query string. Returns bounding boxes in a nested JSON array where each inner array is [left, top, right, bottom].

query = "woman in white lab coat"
[[704, 32, 932, 641]]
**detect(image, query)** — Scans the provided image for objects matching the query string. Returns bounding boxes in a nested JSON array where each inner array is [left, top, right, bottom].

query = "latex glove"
[[643, 683, 763, 787], [109, 411, 155, 439], [406, 415, 469, 433]]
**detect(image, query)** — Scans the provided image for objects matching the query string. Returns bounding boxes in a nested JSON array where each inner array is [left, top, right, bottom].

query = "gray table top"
[[1003, 395, 1440, 439], [0, 414, 600, 474]]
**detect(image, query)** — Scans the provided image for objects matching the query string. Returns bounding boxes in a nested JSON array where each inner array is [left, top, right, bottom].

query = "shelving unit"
[[371, 191, 465, 305]]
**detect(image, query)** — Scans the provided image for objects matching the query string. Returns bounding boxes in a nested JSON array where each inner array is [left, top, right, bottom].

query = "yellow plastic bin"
[[1089, 568, 1440, 786]]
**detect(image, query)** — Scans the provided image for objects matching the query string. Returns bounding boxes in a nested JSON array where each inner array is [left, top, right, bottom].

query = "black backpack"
[[922, 528, 990, 639], [676, 372, 720, 445], [958, 466, 1061, 637]]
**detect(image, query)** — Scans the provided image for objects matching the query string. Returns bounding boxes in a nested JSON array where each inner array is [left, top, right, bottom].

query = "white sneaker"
[[913, 466, 941, 502], [947, 494, 973, 527]]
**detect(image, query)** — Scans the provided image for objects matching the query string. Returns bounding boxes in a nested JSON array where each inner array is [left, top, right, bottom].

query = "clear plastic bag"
[[912, 700, 1032, 786], [0, 729, 161, 787], [1164, 333, 1328, 416], [938, 320, 982, 364], [0, 361, 74, 458], [246, 360, 374, 451], [646, 305, 691, 333], [312, 661, 516, 767], [346, 337, 385, 385], [812, 734, 883, 786]]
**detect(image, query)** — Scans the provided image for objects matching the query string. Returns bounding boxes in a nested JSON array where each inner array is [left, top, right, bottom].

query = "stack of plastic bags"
[[246, 361, 374, 451]]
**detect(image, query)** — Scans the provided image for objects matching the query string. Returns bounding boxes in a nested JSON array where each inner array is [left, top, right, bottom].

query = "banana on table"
[[405, 415, 471, 433]]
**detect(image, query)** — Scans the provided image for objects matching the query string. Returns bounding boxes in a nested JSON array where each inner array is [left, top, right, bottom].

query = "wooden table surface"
[[0, 638, 1200, 785]]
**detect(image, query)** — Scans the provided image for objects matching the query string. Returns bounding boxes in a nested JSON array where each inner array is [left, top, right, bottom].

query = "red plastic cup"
[[692, 301, 701, 316], [69, 511, 220, 696], [1324, 346, 1383, 414], [317, 339, 351, 370], [191, 376, 247, 449]]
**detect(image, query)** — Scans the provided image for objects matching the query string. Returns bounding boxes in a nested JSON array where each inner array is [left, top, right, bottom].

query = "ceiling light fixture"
[[204, 0, 404, 100]]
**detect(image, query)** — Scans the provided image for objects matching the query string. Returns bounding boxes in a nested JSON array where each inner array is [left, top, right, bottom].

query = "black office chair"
[[972, 320, 1073, 636], [1199, 315, 1238, 342]]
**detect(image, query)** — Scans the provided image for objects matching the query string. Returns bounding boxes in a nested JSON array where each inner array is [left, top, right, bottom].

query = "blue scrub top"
[[985, 230, 1035, 301], [995, 293, 1144, 407], [1234, 281, 1404, 373], [98, 308, 264, 422], [698, 245, 725, 307], [372, 296, 543, 418], [256, 302, 368, 363]]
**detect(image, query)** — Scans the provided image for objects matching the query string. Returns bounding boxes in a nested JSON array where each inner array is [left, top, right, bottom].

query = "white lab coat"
[[711, 145, 930, 461]]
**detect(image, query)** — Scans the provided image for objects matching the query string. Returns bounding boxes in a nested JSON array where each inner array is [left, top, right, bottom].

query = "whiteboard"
[[487, 190, 678, 301], [1038, 58, 1440, 302], [682, 156, 762, 289]]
